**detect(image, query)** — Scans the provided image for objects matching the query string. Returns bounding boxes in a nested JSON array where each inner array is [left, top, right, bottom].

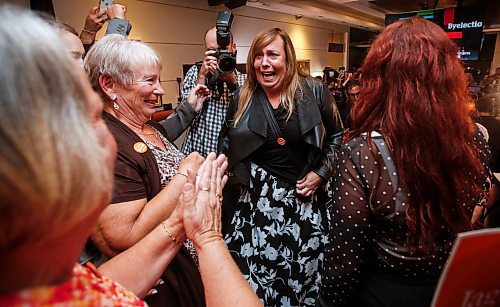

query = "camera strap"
[[207, 70, 220, 90]]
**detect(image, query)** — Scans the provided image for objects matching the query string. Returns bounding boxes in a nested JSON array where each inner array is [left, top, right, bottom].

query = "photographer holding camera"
[[181, 12, 246, 158]]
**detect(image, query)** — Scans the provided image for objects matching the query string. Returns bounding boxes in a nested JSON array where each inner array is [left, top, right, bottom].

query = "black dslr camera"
[[214, 11, 236, 73], [323, 66, 339, 84]]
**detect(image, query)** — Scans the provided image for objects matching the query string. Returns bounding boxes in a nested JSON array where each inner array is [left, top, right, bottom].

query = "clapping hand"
[[178, 152, 204, 176], [181, 153, 228, 249]]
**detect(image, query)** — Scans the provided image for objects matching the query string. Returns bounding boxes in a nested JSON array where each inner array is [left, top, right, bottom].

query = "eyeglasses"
[[348, 93, 360, 98]]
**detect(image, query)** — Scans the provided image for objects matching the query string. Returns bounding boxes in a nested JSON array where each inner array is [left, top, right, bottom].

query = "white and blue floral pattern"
[[224, 163, 331, 306]]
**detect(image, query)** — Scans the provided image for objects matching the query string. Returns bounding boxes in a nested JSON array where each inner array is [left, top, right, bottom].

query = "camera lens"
[[218, 53, 236, 73]]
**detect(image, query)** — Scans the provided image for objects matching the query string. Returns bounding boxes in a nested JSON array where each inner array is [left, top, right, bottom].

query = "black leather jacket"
[[218, 76, 344, 186]]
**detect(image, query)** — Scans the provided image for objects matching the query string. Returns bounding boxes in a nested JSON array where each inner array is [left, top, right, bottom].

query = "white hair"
[[84, 34, 162, 101], [0, 6, 112, 248]]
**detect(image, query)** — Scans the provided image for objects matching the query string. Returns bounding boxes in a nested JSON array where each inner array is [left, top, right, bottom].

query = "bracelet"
[[161, 221, 180, 244], [81, 28, 96, 35], [176, 171, 188, 179]]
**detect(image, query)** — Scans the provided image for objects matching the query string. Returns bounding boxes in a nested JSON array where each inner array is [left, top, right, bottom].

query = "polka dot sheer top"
[[319, 130, 491, 305]]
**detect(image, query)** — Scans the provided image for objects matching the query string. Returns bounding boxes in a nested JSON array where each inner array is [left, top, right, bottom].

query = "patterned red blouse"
[[0, 263, 146, 306]]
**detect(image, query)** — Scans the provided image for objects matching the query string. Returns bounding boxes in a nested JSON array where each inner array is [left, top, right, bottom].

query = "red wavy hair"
[[351, 17, 484, 251]]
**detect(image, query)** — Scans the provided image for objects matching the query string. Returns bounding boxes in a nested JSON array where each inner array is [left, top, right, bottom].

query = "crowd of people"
[[0, 3, 499, 307]]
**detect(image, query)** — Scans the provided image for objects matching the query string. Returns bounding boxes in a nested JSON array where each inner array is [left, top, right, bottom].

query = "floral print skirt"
[[224, 163, 331, 306]]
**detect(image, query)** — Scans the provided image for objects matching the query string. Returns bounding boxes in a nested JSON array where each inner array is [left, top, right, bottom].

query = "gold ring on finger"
[[200, 186, 210, 191]]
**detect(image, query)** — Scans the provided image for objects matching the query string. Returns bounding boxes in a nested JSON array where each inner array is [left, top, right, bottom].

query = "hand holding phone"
[[99, 0, 114, 11], [82, 6, 108, 35], [105, 4, 127, 20]]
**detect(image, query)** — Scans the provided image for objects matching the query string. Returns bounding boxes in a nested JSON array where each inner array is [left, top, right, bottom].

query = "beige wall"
[[3, 0, 30, 8], [326, 32, 345, 74], [52, 0, 348, 104]]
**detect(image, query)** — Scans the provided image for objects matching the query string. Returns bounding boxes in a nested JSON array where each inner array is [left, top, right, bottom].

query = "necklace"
[[138, 131, 159, 139], [132, 124, 160, 140]]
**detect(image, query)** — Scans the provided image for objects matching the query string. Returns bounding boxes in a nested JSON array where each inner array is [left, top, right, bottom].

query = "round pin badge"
[[133, 142, 148, 153], [277, 137, 286, 146]]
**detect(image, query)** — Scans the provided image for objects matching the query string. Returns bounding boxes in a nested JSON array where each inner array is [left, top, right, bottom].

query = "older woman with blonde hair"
[[0, 6, 127, 303], [84, 34, 212, 305]]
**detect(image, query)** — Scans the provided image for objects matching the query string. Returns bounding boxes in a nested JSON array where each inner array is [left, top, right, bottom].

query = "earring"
[[113, 102, 120, 110], [111, 93, 117, 101]]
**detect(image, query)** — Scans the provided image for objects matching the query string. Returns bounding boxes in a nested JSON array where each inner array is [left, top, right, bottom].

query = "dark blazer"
[[218, 76, 344, 186]]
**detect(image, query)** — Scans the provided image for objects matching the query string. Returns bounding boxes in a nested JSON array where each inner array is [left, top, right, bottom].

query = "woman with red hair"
[[319, 17, 492, 306]]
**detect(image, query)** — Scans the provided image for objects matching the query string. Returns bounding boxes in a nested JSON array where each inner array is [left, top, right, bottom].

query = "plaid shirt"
[[181, 64, 246, 157]]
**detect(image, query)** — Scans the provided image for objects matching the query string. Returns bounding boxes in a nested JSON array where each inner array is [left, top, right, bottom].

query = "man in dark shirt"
[[343, 81, 360, 129]]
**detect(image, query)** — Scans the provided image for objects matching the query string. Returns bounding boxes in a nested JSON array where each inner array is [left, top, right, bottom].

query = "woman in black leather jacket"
[[218, 27, 343, 306]]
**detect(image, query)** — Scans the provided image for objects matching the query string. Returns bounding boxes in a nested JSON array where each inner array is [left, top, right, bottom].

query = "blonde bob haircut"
[[0, 7, 112, 248], [84, 34, 162, 102], [234, 27, 301, 125]]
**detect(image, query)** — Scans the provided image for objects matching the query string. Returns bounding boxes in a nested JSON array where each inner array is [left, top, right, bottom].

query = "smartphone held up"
[[99, 0, 114, 11]]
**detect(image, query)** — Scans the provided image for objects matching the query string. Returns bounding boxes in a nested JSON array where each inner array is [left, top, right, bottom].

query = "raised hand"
[[186, 84, 211, 112], [83, 6, 108, 34], [106, 4, 127, 20], [197, 49, 218, 85]]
